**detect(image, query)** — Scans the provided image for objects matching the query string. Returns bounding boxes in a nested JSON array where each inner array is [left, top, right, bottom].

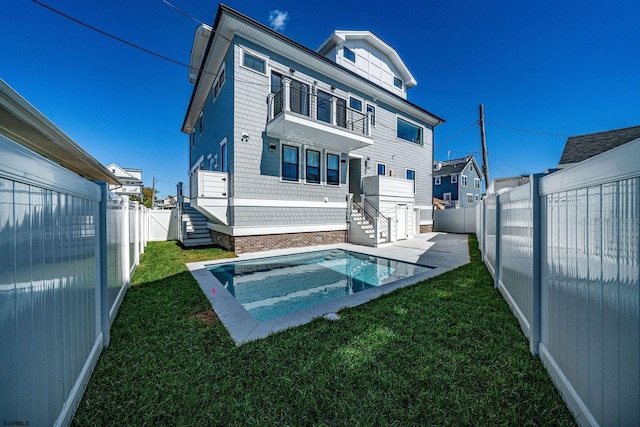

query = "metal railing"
[[269, 81, 370, 137], [352, 197, 391, 242]]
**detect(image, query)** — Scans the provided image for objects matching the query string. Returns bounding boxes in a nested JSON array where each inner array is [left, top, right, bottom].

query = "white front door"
[[397, 204, 408, 240]]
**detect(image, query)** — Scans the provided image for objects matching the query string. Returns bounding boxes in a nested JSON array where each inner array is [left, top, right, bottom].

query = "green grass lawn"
[[73, 237, 575, 426]]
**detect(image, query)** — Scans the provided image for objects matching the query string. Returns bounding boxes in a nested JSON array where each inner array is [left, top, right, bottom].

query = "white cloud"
[[268, 10, 289, 31]]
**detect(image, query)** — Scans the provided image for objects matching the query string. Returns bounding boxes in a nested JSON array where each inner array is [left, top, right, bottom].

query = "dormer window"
[[343, 46, 355, 62], [394, 77, 403, 89]]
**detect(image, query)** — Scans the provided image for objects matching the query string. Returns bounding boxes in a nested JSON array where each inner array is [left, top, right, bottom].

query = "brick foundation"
[[420, 224, 433, 233], [210, 229, 347, 254]]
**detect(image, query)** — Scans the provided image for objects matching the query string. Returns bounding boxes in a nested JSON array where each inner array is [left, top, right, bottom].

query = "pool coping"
[[186, 241, 453, 345]]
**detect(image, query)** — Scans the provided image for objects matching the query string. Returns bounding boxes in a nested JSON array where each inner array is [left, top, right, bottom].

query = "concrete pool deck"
[[186, 232, 470, 345]]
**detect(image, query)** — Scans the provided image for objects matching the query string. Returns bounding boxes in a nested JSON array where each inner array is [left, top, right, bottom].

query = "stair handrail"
[[352, 199, 390, 243]]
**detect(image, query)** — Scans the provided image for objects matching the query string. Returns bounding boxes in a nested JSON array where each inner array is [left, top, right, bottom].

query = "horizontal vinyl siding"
[[232, 206, 346, 227]]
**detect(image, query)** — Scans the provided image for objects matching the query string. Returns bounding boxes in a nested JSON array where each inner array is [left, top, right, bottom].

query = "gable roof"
[[316, 30, 417, 89], [106, 163, 142, 183], [558, 125, 640, 167], [433, 156, 481, 178], [182, 4, 444, 134]]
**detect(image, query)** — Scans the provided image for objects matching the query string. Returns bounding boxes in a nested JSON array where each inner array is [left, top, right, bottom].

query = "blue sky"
[[2, 0, 639, 197]]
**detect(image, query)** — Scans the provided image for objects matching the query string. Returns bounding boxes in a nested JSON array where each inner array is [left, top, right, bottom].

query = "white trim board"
[[208, 222, 347, 236], [230, 198, 347, 208]]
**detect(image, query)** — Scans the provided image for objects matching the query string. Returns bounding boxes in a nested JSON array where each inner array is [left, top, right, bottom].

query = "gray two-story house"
[[433, 156, 483, 208], [182, 4, 444, 253]]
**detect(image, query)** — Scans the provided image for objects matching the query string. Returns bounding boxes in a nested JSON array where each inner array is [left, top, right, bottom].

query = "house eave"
[[182, 4, 444, 135], [0, 79, 120, 185]]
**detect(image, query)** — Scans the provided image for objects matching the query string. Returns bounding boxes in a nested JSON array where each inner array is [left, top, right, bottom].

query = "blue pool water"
[[207, 249, 431, 322]]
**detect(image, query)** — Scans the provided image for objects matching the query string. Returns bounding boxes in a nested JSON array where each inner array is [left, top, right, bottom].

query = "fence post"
[[530, 173, 544, 355], [97, 182, 110, 347], [494, 193, 501, 288]]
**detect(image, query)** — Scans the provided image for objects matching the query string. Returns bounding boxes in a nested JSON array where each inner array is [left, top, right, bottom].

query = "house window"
[[406, 169, 416, 193], [396, 117, 423, 145], [336, 97, 347, 128], [343, 46, 355, 62], [327, 153, 340, 186], [290, 79, 310, 116], [317, 90, 332, 124], [366, 104, 376, 127], [349, 97, 362, 112], [475, 194, 479, 202], [213, 65, 225, 99], [242, 51, 266, 74], [466, 194, 474, 204], [220, 140, 228, 172], [394, 77, 403, 88], [306, 149, 320, 184], [377, 163, 386, 176], [474, 178, 480, 189], [443, 192, 451, 202], [435, 177, 441, 185], [461, 175, 468, 187], [282, 145, 299, 181], [451, 175, 458, 184]]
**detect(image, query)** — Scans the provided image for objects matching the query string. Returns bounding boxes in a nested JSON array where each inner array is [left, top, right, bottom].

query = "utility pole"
[[151, 175, 156, 209], [479, 104, 490, 186]]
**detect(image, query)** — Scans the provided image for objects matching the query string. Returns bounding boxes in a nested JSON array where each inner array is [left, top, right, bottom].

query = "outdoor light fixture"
[[269, 142, 277, 151], [241, 132, 249, 142], [289, 67, 296, 73]]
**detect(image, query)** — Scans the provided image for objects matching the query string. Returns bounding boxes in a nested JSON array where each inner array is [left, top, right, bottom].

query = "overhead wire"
[[486, 121, 569, 137]]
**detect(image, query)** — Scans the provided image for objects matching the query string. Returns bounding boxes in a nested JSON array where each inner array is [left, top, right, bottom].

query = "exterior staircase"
[[348, 201, 390, 247], [181, 204, 214, 247]]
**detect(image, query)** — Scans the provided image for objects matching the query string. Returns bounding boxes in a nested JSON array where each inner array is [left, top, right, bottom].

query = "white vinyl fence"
[[0, 135, 148, 426], [476, 139, 639, 427], [433, 207, 476, 233]]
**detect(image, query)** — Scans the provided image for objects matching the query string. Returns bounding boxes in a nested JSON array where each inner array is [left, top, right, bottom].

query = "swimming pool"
[[207, 249, 432, 322], [187, 246, 437, 344]]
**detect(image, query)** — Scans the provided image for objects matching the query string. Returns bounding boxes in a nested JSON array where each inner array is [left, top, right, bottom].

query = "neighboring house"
[[486, 175, 531, 194], [433, 156, 482, 208], [106, 163, 143, 196], [558, 125, 640, 168], [182, 4, 444, 253]]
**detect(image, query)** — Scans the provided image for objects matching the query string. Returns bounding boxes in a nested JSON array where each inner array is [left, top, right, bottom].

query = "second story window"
[[377, 163, 386, 176], [394, 77, 403, 88], [366, 104, 376, 127], [406, 169, 416, 193], [397, 117, 423, 145], [243, 51, 266, 74], [349, 97, 362, 112], [461, 175, 468, 187], [474, 178, 480, 189], [435, 177, 441, 185], [343, 46, 355, 62], [451, 175, 458, 184], [317, 90, 332, 124]]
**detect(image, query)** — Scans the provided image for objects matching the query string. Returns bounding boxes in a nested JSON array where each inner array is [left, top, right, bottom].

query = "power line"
[[486, 121, 569, 137], [435, 120, 478, 149], [161, 0, 203, 25], [489, 153, 529, 174], [32, 0, 189, 69]]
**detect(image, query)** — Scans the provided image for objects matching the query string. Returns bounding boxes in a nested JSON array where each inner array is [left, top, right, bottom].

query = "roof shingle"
[[559, 125, 640, 166]]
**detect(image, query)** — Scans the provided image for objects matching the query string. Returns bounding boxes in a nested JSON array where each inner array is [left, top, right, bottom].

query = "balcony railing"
[[268, 78, 372, 139]]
